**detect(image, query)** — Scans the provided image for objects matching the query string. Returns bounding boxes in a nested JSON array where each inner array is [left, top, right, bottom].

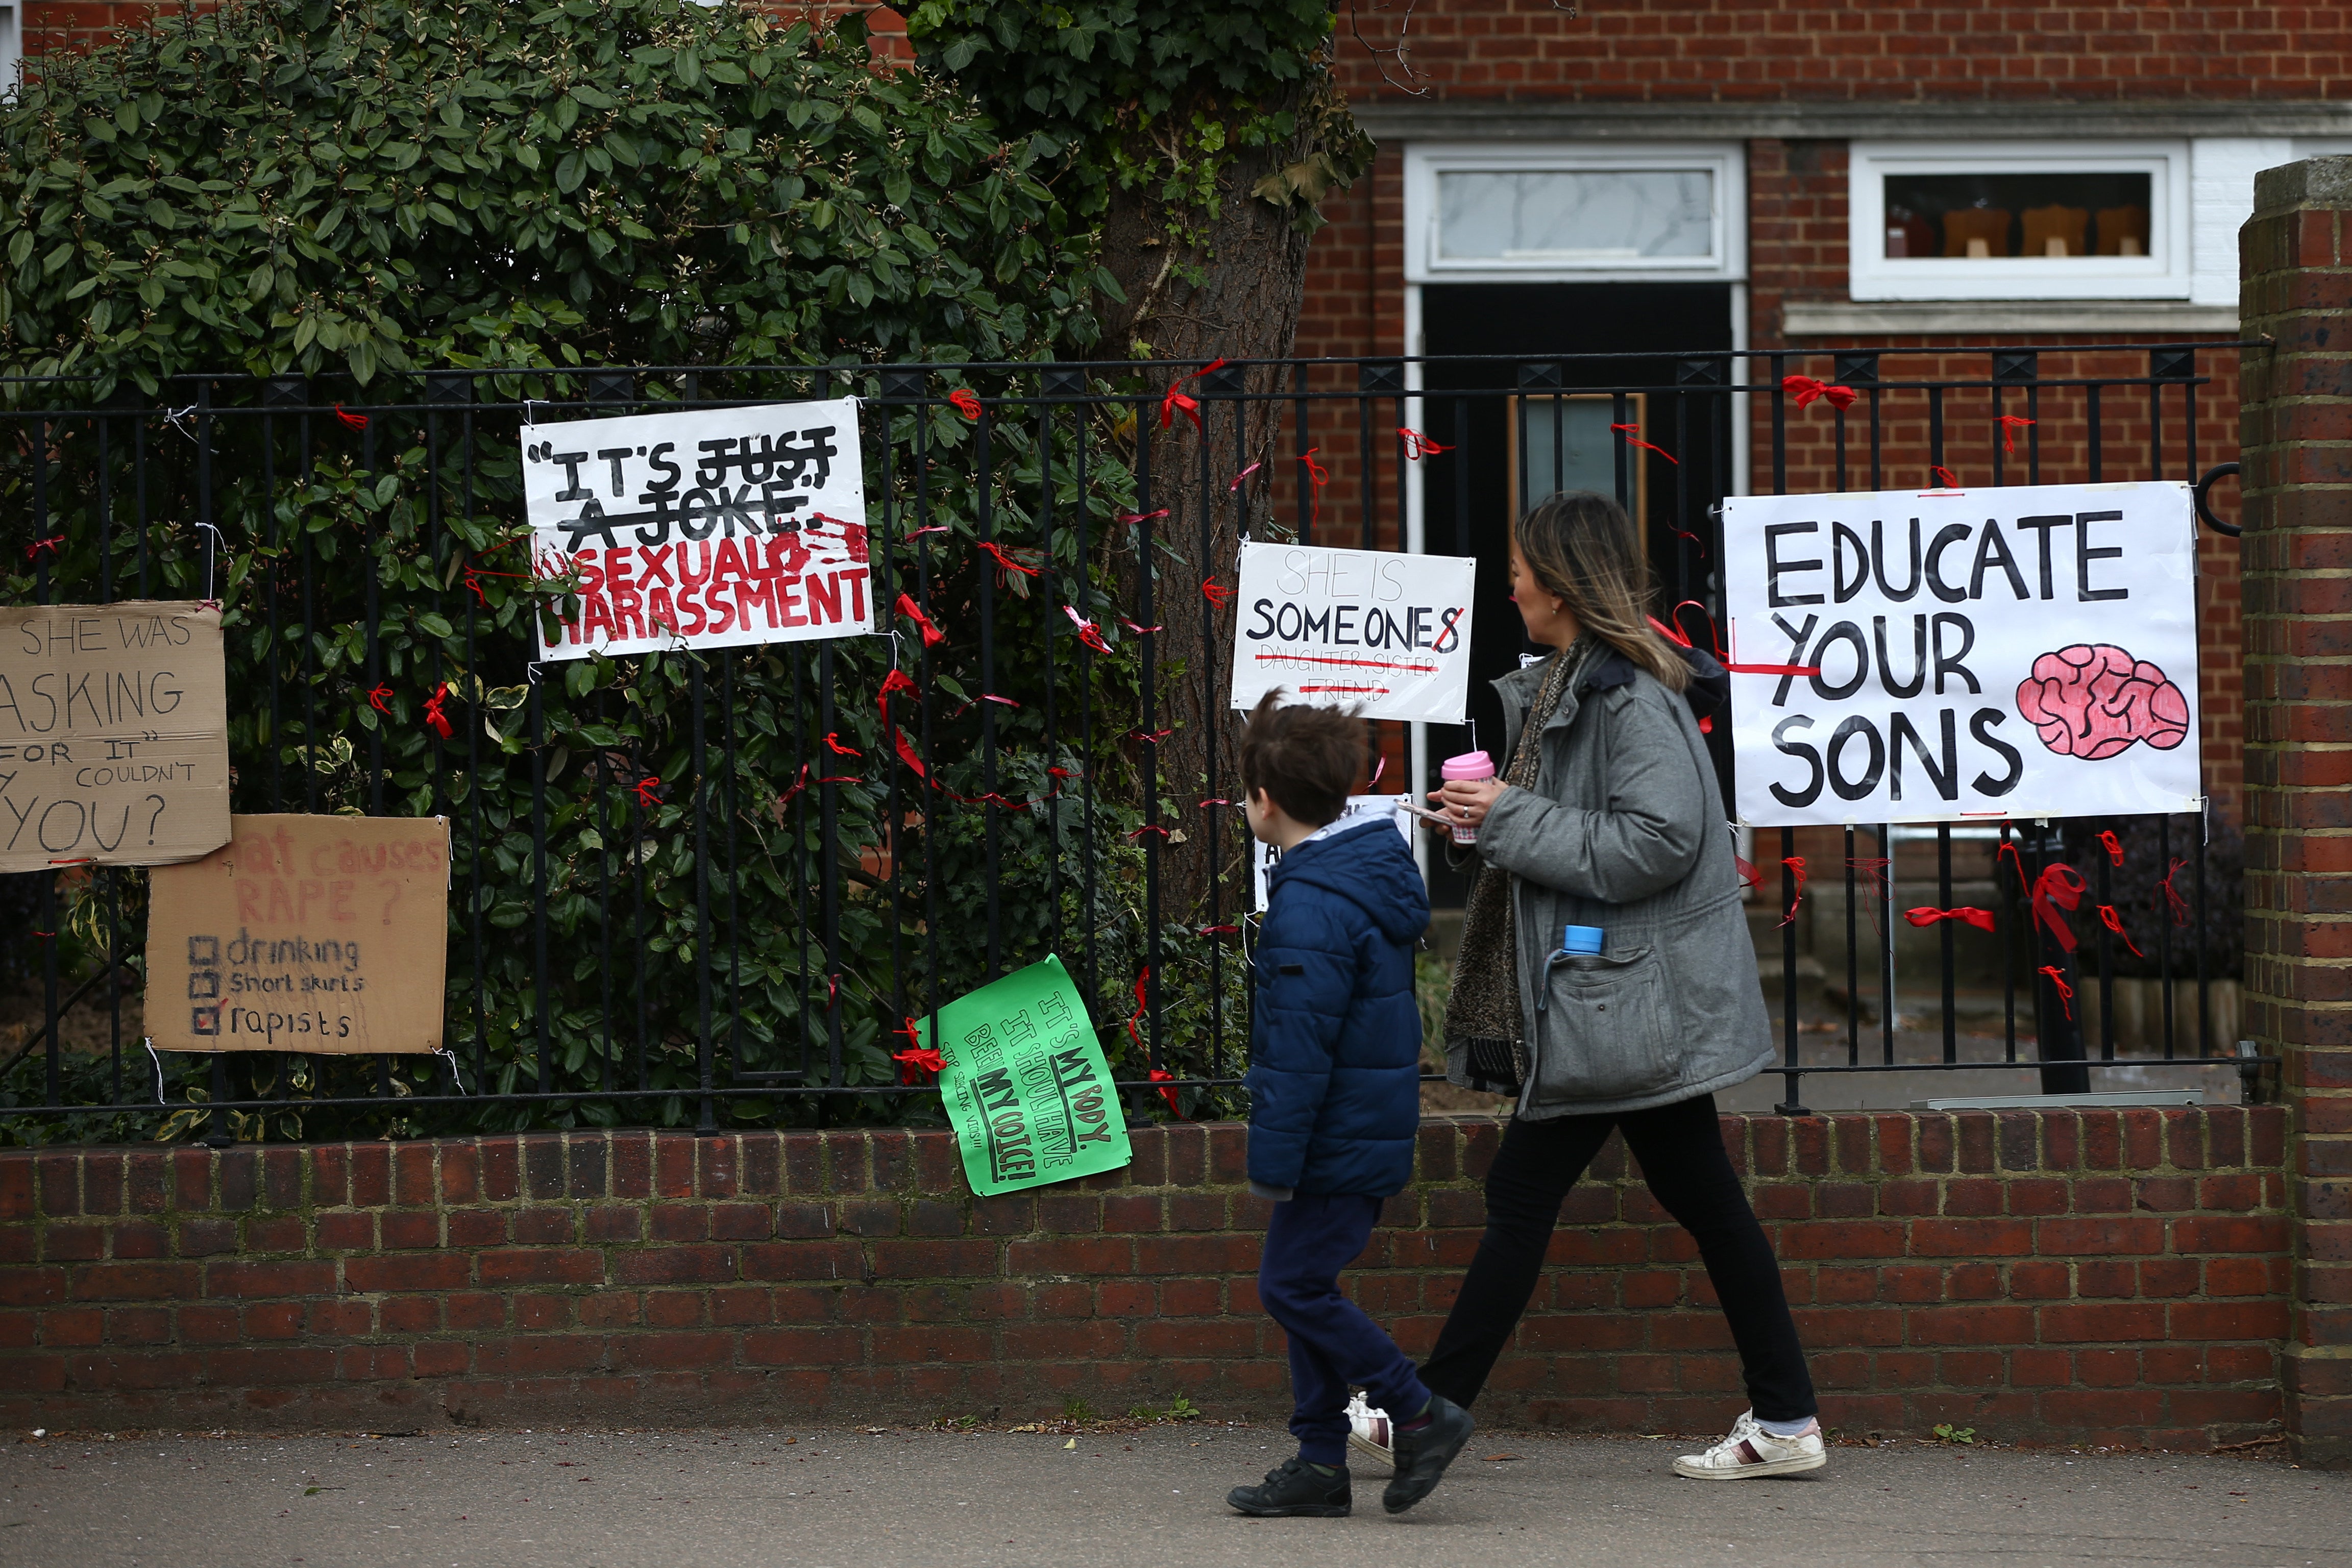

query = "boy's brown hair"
[[1239, 691, 1365, 828]]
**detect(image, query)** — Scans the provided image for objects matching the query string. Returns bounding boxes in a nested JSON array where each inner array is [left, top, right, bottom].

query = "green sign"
[[915, 955, 1132, 1196]]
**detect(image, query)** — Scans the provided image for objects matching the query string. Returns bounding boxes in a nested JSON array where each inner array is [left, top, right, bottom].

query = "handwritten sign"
[[1252, 796, 1414, 911], [144, 815, 452, 1054], [915, 955, 1133, 1196], [1227, 542, 1476, 723], [524, 398, 872, 660], [0, 602, 229, 872], [1724, 480, 2201, 826]]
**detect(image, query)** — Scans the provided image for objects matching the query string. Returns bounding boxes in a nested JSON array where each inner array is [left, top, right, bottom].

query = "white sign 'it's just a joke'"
[[1723, 480, 2201, 827], [1227, 542, 1476, 725], [525, 399, 872, 662]]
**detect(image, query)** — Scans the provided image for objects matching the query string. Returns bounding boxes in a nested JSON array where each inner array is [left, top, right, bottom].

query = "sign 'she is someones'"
[[526, 398, 871, 660], [1227, 542, 1477, 724], [0, 602, 230, 873], [1724, 480, 2201, 827]]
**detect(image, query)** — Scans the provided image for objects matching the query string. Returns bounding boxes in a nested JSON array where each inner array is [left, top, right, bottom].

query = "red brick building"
[[1302, 2, 2352, 823]]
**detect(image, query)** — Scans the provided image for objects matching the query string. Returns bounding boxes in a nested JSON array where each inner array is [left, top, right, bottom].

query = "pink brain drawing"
[[2015, 644, 2190, 760]]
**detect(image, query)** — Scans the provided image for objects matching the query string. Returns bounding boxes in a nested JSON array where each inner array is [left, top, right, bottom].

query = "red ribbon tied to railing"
[[1116, 509, 1170, 527], [1778, 856, 1808, 928], [772, 763, 811, 815], [1734, 854, 1763, 892], [1124, 968, 1152, 1052], [895, 593, 946, 647], [2038, 965, 2076, 1020], [1996, 414, 2037, 453], [2097, 829, 2125, 866], [23, 534, 63, 562], [1229, 460, 1263, 493], [1148, 1068, 1184, 1118], [1905, 906, 1995, 933], [635, 775, 663, 809], [1396, 427, 1454, 460], [948, 389, 982, 422], [2097, 904, 2145, 957], [975, 539, 1039, 581], [2023, 862, 2087, 952], [876, 667, 925, 778], [1300, 448, 1330, 526], [1930, 465, 1962, 491], [2158, 856, 2192, 926], [334, 403, 369, 429], [1781, 374, 1856, 412], [422, 682, 453, 740], [1202, 578, 1233, 607], [892, 1045, 945, 1085], [1063, 605, 1112, 655], [1610, 423, 1680, 465], [365, 683, 393, 714], [1160, 358, 1226, 431], [822, 731, 862, 758]]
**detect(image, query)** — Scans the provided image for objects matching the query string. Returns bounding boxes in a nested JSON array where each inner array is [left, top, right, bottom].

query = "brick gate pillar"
[[2242, 155, 2352, 1465]]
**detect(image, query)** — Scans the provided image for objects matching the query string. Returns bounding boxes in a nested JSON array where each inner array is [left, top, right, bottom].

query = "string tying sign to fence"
[[524, 398, 872, 660]]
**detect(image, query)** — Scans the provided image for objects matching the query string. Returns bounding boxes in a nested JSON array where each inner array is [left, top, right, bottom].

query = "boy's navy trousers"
[[1258, 1191, 1432, 1466]]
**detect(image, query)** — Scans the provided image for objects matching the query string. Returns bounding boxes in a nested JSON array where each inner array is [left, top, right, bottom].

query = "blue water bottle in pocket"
[[1560, 924, 1604, 957]]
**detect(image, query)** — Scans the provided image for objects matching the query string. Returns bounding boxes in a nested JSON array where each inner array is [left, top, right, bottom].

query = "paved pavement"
[[2, 1423, 2345, 1567]]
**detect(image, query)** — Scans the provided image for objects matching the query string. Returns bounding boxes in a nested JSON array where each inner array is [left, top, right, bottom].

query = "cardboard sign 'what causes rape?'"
[[916, 956, 1132, 1196], [145, 815, 451, 1054], [0, 602, 230, 873], [525, 398, 872, 660]]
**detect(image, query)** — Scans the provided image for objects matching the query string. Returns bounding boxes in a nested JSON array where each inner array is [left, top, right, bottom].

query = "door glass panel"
[[1437, 170, 1715, 261]]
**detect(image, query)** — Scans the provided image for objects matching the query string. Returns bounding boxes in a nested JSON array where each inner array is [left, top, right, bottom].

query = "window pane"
[[1881, 171, 2153, 260], [1437, 170, 1714, 261]]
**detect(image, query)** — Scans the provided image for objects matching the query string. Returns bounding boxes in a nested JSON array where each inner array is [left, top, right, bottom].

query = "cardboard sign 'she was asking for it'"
[[914, 955, 1132, 1196], [525, 398, 872, 660], [0, 602, 230, 873], [1724, 481, 2201, 827], [145, 815, 452, 1054], [1228, 542, 1477, 724]]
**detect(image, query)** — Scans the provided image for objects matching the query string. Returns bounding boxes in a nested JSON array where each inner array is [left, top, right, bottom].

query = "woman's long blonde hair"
[[1513, 490, 1691, 692]]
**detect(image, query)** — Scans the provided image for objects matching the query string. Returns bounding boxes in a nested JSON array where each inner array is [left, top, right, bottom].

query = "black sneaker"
[[1381, 1395, 1474, 1514], [1226, 1456, 1352, 1517]]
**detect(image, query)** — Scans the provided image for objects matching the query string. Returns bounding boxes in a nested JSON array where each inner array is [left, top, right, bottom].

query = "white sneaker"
[[1345, 1391, 1393, 1470], [1671, 1410, 1827, 1480]]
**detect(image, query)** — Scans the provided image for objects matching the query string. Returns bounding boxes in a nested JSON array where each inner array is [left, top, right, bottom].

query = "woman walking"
[[1364, 489, 1824, 1480]]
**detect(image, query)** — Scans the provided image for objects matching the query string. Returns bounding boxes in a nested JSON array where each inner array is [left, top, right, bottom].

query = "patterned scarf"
[[1443, 638, 1595, 1096]]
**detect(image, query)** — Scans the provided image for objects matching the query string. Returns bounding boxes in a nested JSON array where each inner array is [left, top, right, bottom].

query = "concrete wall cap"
[[2256, 156, 2352, 214]]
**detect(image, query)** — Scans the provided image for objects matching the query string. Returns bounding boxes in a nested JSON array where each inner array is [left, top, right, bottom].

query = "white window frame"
[[0, 6, 19, 102], [1403, 142, 1747, 284], [1847, 139, 2191, 302]]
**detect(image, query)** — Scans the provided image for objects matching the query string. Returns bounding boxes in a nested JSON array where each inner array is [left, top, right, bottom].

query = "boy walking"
[[1224, 693, 1475, 1520]]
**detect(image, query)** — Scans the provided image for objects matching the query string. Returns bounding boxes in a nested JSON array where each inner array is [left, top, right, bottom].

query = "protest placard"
[[524, 398, 871, 660], [1723, 480, 2201, 827], [0, 602, 230, 873], [145, 815, 452, 1054], [1227, 541, 1477, 724], [914, 955, 1132, 1196], [1252, 795, 1414, 912]]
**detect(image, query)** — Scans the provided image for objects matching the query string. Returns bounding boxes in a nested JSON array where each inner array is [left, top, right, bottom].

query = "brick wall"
[[2238, 155, 2352, 1465], [0, 1111, 2287, 1447], [1328, 1, 2352, 101]]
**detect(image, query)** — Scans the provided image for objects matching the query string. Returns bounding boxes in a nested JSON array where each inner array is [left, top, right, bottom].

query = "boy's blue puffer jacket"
[[1244, 817, 1429, 1197]]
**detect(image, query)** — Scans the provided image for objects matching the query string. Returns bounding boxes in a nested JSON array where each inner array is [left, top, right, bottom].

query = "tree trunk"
[[1089, 80, 1348, 921]]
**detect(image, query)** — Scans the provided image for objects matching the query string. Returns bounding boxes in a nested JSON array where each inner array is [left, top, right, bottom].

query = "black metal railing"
[[0, 345, 2261, 1141]]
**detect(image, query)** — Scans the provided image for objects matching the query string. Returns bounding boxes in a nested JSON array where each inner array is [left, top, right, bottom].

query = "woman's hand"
[[1429, 778, 1506, 831]]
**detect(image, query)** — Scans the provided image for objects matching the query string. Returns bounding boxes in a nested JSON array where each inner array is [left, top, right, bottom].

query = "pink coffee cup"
[[1439, 751, 1496, 845]]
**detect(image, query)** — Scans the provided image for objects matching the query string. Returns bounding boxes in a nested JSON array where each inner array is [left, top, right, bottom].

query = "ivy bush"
[[0, 0, 1255, 1144]]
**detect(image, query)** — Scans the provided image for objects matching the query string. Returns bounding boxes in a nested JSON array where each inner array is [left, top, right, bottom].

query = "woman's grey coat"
[[1446, 649, 1772, 1118]]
